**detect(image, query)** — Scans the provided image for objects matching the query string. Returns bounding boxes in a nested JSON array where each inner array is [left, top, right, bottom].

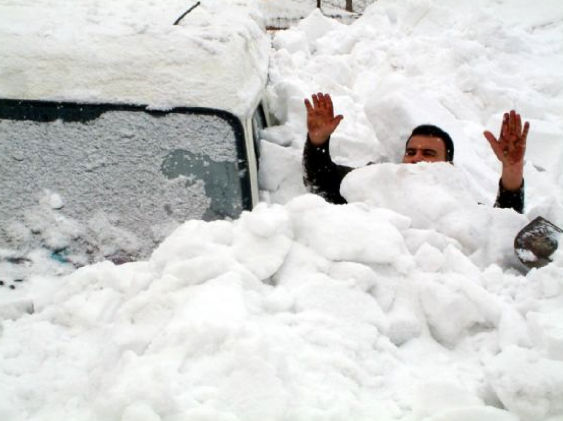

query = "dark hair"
[[406, 124, 454, 162]]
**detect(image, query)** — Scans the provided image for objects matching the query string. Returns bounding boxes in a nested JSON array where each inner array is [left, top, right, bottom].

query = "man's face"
[[402, 135, 447, 164]]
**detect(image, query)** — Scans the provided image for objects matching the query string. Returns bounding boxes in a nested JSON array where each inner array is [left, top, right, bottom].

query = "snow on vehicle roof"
[[0, 0, 270, 118]]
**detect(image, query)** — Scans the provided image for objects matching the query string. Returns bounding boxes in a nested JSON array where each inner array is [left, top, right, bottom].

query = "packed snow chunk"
[[215, 357, 289, 421], [42, 264, 148, 327], [369, 0, 435, 33], [287, 194, 409, 266], [232, 204, 293, 281], [121, 402, 161, 421], [294, 276, 389, 336], [164, 275, 249, 332], [412, 379, 483, 419], [486, 346, 563, 421], [526, 246, 563, 299], [385, 276, 424, 345], [159, 255, 239, 288], [404, 228, 462, 255], [296, 9, 345, 48], [0, 297, 34, 321], [515, 118, 563, 178], [272, 28, 310, 56], [527, 309, 563, 361], [418, 273, 489, 347], [261, 285, 294, 313], [150, 219, 233, 273], [258, 140, 307, 203], [414, 243, 446, 272], [341, 163, 477, 225], [328, 261, 379, 292]]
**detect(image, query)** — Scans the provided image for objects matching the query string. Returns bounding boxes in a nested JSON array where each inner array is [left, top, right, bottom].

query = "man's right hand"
[[305, 92, 344, 146]]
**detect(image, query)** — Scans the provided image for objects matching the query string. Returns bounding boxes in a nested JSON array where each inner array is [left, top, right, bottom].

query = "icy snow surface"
[[2, 0, 563, 420]]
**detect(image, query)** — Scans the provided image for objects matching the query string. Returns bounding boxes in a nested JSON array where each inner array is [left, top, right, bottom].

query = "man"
[[303, 92, 529, 213]]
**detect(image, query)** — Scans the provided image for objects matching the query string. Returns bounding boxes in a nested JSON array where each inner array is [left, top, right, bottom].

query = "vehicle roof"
[[0, 0, 270, 119]]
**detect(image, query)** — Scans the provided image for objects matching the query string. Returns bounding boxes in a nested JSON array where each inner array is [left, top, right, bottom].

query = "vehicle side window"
[[251, 104, 266, 162]]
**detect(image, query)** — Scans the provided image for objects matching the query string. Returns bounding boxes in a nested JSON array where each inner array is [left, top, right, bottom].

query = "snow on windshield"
[[0, 110, 244, 264], [1, 0, 563, 420]]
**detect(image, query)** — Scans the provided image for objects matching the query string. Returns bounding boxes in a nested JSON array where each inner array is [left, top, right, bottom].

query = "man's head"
[[402, 125, 454, 164]]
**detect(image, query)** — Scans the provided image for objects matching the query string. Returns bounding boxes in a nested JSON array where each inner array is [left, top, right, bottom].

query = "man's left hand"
[[484, 110, 530, 191]]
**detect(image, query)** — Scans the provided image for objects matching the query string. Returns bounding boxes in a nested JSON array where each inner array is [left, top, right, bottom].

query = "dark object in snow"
[[173, 2, 201, 26], [6, 257, 32, 265], [514, 216, 562, 269], [50, 251, 71, 264], [108, 254, 135, 265]]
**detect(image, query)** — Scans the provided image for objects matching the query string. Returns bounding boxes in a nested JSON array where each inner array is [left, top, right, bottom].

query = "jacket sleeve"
[[494, 179, 524, 214], [302, 136, 353, 205]]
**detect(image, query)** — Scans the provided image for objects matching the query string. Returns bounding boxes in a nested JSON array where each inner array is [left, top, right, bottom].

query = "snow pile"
[[1, 0, 563, 420], [0, 0, 269, 116], [341, 163, 529, 269], [2, 195, 563, 420]]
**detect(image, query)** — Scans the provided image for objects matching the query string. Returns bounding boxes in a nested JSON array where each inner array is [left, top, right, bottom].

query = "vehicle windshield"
[[0, 100, 251, 269]]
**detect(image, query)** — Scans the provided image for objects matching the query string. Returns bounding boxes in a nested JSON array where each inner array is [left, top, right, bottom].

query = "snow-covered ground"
[[2, 0, 563, 420]]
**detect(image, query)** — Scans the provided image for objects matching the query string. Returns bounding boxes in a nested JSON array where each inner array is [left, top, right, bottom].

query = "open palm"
[[484, 110, 529, 166], [305, 93, 343, 146]]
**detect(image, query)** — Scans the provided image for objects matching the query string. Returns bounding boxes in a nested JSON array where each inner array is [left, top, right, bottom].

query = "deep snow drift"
[[2, 0, 563, 420]]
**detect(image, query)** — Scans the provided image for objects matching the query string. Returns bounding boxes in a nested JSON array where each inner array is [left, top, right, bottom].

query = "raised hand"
[[484, 110, 530, 191], [304, 92, 344, 146]]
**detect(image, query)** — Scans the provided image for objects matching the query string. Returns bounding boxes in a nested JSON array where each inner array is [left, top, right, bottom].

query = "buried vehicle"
[[0, 0, 271, 280]]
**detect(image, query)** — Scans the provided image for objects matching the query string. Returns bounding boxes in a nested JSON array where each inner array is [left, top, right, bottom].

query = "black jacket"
[[303, 137, 524, 213]]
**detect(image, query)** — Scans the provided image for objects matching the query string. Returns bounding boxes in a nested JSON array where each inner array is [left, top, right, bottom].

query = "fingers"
[[515, 111, 522, 134], [522, 121, 530, 141], [494, 110, 530, 164], [317, 92, 329, 110], [509, 110, 516, 133], [326, 93, 334, 115], [484, 130, 502, 159], [506, 109, 527, 134], [307, 92, 333, 111], [304, 98, 313, 113], [312, 94, 320, 109], [521, 120, 530, 155], [501, 112, 509, 140], [483, 130, 497, 145], [334, 114, 344, 127]]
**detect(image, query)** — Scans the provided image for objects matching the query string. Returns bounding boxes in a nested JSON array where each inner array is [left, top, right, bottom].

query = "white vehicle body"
[[0, 0, 271, 265]]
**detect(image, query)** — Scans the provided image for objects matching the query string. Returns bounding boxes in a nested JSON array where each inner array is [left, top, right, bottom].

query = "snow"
[[2, 0, 563, 420], [0, 0, 269, 117], [0, 111, 246, 262]]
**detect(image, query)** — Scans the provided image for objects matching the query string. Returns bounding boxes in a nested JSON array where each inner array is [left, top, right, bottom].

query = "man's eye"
[[423, 150, 437, 157], [405, 149, 416, 156]]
